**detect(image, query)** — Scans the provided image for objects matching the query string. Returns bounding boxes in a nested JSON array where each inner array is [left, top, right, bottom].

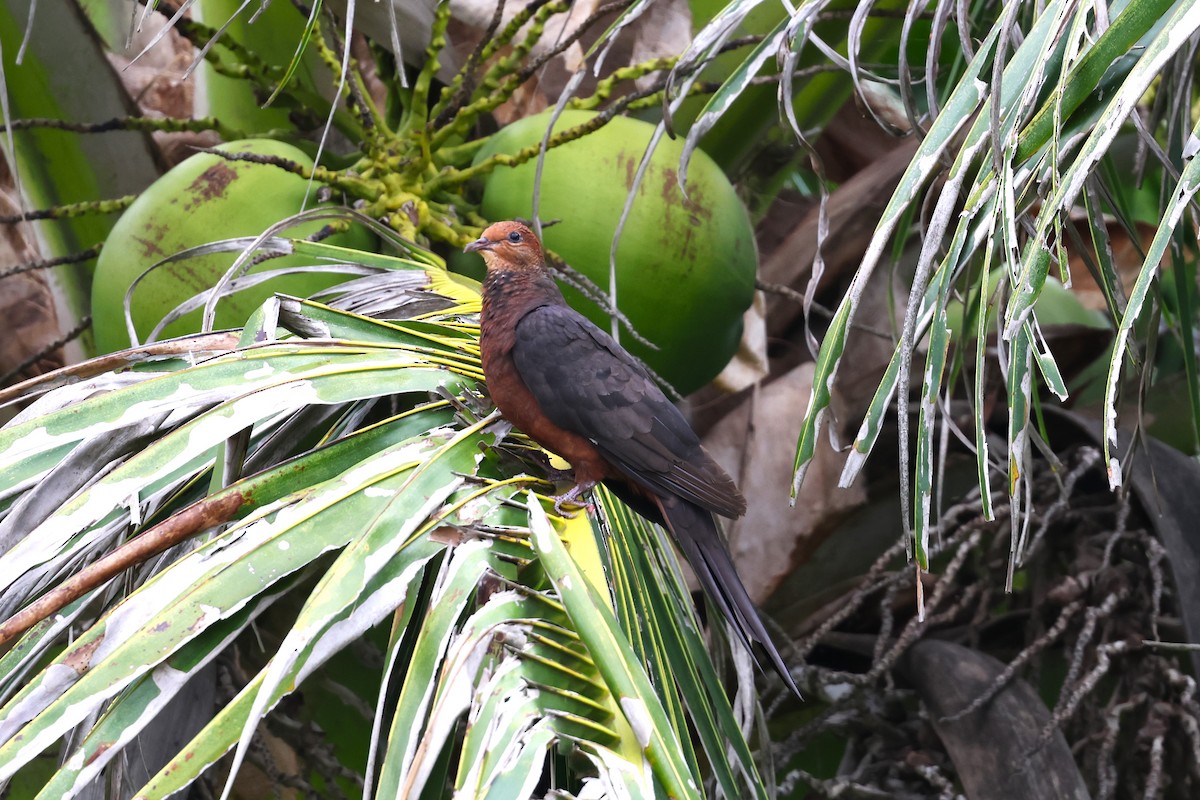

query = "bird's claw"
[[552, 498, 594, 518], [552, 481, 596, 517]]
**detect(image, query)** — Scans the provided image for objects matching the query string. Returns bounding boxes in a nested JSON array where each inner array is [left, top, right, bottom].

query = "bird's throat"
[[481, 270, 565, 343]]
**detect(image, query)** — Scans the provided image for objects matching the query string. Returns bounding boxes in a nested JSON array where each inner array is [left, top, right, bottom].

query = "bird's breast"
[[480, 279, 613, 486]]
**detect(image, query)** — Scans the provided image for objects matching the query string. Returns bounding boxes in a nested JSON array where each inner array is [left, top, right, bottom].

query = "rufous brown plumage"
[[466, 220, 798, 695]]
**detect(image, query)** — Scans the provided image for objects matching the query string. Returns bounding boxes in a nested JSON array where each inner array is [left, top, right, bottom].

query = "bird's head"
[[463, 221, 545, 273]]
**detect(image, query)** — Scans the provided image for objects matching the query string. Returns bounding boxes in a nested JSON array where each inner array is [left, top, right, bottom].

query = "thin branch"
[[0, 492, 247, 647], [0, 317, 92, 387], [0, 245, 101, 279]]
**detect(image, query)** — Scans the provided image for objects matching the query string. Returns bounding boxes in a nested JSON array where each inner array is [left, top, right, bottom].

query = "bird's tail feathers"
[[655, 494, 800, 697]]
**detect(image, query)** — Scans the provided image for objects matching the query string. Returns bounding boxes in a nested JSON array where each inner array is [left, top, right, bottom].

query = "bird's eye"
[[507, 230, 522, 243]]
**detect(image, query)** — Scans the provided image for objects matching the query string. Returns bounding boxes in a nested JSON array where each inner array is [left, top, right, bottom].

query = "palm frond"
[[0, 249, 769, 798], [774, 0, 1200, 576]]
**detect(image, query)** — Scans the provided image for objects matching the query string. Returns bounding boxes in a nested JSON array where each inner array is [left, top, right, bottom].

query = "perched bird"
[[465, 220, 798, 695]]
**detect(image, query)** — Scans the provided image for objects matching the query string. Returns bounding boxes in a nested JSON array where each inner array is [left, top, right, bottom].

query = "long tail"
[[654, 493, 800, 697]]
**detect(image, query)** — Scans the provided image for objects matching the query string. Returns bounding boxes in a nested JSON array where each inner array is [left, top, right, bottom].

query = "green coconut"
[[469, 110, 758, 395], [92, 139, 374, 352]]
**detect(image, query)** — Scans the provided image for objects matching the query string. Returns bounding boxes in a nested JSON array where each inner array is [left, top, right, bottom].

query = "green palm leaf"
[[0, 249, 770, 799]]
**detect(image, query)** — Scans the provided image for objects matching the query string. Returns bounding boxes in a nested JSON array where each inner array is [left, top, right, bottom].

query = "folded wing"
[[511, 303, 746, 518]]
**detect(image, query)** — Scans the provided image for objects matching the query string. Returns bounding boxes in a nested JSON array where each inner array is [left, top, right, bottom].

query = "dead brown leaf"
[[0, 154, 69, 390], [703, 362, 867, 603]]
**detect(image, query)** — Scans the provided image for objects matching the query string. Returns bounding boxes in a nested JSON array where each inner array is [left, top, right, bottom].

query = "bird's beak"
[[463, 236, 492, 254]]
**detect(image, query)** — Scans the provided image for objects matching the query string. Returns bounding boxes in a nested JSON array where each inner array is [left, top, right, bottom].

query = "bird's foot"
[[552, 481, 596, 517]]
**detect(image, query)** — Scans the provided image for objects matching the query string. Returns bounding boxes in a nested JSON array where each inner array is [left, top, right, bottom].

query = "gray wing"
[[511, 303, 745, 518]]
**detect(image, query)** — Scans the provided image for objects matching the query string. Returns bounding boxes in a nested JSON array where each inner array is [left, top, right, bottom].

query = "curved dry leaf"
[[0, 165, 69, 391], [712, 289, 768, 394]]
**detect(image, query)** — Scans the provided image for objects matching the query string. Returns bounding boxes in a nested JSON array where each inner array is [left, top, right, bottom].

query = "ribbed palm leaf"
[[0, 240, 770, 799], [716, 0, 1200, 575]]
